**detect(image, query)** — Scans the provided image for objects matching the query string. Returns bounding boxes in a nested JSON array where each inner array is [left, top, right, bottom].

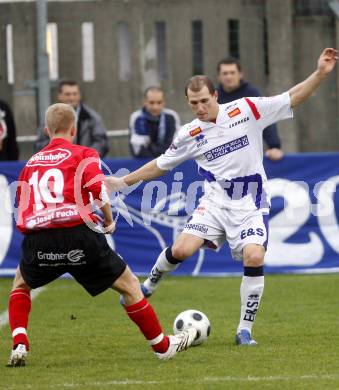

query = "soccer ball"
[[173, 309, 211, 346]]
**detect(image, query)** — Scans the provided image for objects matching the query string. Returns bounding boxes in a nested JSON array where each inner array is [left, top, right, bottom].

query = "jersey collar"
[[49, 137, 72, 146], [196, 105, 222, 129]]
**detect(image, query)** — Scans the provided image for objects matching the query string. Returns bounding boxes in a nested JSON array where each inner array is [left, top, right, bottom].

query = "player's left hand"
[[104, 219, 116, 234], [265, 148, 284, 161], [317, 48, 338, 76]]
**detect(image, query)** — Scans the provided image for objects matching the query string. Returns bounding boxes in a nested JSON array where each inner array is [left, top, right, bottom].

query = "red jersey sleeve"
[[16, 169, 31, 228], [81, 148, 108, 204]]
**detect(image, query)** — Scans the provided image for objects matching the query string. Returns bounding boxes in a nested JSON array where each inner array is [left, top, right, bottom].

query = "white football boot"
[[155, 328, 197, 360], [7, 344, 28, 367]]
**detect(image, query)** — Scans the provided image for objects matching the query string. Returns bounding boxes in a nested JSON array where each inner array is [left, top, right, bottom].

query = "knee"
[[171, 243, 189, 261], [123, 273, 140, 296], [12, 267, 30, 292], [244, 249, 264, 267], [123, 273, 144, 305]]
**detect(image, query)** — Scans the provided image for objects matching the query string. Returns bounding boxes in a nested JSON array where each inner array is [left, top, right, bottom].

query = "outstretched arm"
[[107, 127, 191, 191], [289, 48, 337, 108], [106, 159, 167, 191], [124, 159, 167, 185]]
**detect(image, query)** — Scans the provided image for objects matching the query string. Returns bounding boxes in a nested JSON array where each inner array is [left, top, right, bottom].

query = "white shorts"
[[182, 200, 269, 261]]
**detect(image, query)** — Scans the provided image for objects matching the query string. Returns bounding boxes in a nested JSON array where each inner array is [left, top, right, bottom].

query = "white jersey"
[[157, 92, 293, 211]]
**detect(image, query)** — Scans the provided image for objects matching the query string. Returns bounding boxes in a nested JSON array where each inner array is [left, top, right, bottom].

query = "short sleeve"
[[156, 130, 191, 171], [245, 92, 293, 130], [81, 148, 108, 202]]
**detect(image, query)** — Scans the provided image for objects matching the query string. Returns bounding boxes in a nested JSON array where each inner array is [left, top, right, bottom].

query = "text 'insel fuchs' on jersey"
[[203, 135, 249, 161]]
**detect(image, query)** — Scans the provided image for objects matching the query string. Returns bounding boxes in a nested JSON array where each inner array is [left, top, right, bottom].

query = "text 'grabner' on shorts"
[[20, 224, 126, 296]]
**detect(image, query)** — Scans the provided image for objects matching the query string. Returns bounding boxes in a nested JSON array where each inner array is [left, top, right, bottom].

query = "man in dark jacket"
[[216, 58, 283, 161], [129, 87, 180, 158], [35, 80, 109, 157], [0, 99, 19, 161]]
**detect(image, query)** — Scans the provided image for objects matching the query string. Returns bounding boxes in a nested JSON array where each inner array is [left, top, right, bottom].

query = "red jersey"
[[17, 138, 108, 234]]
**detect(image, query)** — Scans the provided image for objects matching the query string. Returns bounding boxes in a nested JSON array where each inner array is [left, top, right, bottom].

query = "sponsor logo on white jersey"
[[229, 116, 250, 128], [189, 127, 202, 137], [204, 135, 249, 161], [184, 223, 209, 234], [195, 134, 208, 148], [27, 148, 71, 167], [227, 107, 241, 118]]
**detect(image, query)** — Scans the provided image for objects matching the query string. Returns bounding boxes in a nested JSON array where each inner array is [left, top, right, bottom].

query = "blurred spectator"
[[0, 99, 19, 161], [216, 58, 284, 161], [35, 80, 109, 157], [129, 87, 180, 158]]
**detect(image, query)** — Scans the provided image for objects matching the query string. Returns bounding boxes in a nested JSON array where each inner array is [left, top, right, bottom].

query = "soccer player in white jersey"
[[107, 48, 337, 345]]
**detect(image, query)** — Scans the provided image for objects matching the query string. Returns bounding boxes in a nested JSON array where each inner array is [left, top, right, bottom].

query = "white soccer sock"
[[143, 248, 181, 293], [237, 275, 264, 334]]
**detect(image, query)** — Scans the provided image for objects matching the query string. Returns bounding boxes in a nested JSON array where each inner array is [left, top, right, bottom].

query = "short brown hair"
[[184, 75, 215, 97], [45, 103, 76, 135], [217, 57, 242, 73], [58, 79, 79, 93]]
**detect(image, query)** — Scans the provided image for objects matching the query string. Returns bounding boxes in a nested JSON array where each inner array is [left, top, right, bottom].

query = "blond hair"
[[45, 103, 76, 135]]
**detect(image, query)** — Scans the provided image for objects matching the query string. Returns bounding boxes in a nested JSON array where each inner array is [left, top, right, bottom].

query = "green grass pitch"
[[0, 275, 339, 390]]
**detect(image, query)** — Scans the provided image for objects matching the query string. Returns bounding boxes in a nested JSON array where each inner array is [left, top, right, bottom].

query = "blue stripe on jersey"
[[198, 166, 216, 182], [198, 168, 268, 209]]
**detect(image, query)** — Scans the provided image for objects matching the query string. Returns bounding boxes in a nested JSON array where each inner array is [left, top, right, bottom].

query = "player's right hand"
[[106, 176, 128, 192]]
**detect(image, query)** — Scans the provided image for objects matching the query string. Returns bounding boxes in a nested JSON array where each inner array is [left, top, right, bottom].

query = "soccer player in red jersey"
[[7, 103, 196, 367]]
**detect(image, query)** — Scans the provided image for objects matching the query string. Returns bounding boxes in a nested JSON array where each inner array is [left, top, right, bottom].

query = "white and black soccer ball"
[[173, 309, 211, 346]]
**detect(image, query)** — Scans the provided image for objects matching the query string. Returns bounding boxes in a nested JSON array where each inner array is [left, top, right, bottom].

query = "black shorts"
[[20, 224, 127, 296]]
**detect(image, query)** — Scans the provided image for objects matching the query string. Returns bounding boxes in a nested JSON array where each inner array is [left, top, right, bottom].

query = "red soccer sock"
[[124, 298, 169, 354], [8, 288, 31, 350]]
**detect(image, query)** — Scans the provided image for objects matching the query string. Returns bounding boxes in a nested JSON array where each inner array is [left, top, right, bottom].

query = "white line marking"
[[0, 287, 46, 328], [3, 373, 334, 389], [56, 374, 339, 387], [203, 374, 339, 382]]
